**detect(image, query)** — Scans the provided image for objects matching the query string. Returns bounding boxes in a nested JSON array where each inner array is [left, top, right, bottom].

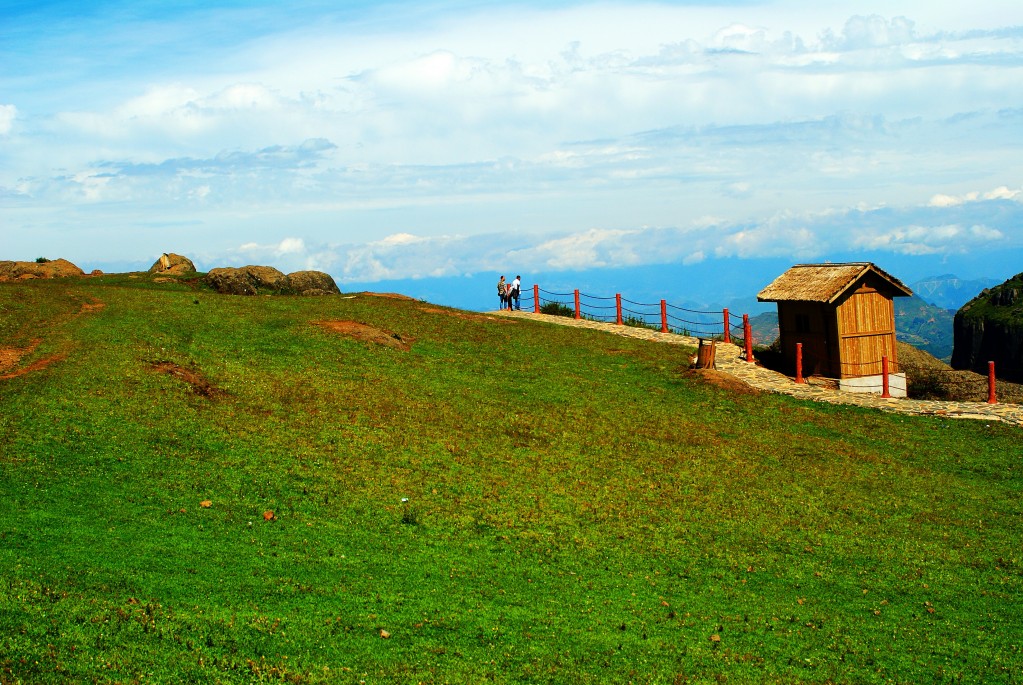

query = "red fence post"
[[533, 284, 540, 314], [723, 308, 730, 343], [743, 314, 754, 363], [988, 361, 997, 404], [660, 300, 668, 333], [795, 342, 804, 384], [615, 294, 622, 325], [881, 356, 891, 398], [573, 289, 581, 319]]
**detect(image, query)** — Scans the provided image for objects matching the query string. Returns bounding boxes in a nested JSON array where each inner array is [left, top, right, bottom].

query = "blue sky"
[[3, 0, 1023, 303]]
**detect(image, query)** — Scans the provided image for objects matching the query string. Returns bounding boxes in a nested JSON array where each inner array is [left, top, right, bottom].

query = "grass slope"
[[1, 276, 1022, 684]]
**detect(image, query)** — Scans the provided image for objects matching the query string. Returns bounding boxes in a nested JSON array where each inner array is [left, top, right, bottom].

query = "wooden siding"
[[835, 285, 898, 378]]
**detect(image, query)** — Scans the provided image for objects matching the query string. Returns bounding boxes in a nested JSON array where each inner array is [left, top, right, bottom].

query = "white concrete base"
[[839, 372, 907, 398]]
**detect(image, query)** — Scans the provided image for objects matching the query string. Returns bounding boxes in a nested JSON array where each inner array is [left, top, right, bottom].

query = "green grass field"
[[1, 275, 1021, 684]]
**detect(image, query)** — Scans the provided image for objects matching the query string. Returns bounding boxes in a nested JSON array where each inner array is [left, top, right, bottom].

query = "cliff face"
[[951, 272, 1023, 382]]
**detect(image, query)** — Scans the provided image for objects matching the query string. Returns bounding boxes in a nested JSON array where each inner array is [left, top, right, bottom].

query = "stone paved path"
[[494, 309, 1023, 428]]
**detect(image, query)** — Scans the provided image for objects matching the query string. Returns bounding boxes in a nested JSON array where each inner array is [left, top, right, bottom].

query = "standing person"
[[497, 275, 507, 310], [511, 275, 521, 311]]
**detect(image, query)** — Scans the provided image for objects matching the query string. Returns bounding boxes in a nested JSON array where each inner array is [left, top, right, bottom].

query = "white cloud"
[[852, 223, 1005, 255], [0, 105, 16, 135], [930, 185, 1022, 207], [336, 233, 475, 281], [206, 83, 281, 110], [377, 233, 427, 247], [118, 85, 203, 120], [237, 237, 307, 260], [929, 193, 962, 207], [829, 15, 917, 50], [370, 51, 468, 93], [712, 23, 772, 53], [277, 237, 306, 254], [510, 228, 640, 270], [985, 186, 1020, 201]]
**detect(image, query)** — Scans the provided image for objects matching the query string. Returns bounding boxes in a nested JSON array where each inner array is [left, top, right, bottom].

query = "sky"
[[3, 0, 1023, 307]]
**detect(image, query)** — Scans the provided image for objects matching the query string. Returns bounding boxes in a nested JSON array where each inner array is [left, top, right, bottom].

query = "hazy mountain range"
[[908, 274, 1002, 311]]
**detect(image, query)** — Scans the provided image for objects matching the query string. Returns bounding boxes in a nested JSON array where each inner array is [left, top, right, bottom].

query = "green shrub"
[[540, 301, 574, 317], [622, 315, 655, 330]]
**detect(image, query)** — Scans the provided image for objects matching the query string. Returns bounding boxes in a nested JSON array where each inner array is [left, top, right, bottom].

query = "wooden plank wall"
[[836, 287, 897, 377]]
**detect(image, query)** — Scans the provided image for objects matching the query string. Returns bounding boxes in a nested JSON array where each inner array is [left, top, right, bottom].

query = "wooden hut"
[[757, 263, 912, 395]]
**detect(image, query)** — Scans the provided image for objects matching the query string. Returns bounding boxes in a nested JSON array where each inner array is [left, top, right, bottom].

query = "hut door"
[[839, 291, 894, 377]]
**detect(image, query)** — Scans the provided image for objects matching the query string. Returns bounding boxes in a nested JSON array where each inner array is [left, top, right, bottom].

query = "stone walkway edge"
[[494, 309, 1023, 428]]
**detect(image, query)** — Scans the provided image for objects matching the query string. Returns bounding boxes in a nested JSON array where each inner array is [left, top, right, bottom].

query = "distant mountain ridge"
[[910, 274, 1001, 311]]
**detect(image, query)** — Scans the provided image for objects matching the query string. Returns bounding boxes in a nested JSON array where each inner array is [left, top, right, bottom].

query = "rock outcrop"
[[0, 259, 85, 281], [203, 265, 341, 296], [204, 266, 289, 295], [148, 253, 196, 275], [951, 272, 1023, 382], [284, 270, 341, 296]]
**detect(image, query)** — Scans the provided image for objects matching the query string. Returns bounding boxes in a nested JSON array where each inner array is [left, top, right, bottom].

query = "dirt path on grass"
[[0, 294, 104, 380], [148, 361, 225, 398], [0, 339, 68, 380], [493, 309, 1023, 428]]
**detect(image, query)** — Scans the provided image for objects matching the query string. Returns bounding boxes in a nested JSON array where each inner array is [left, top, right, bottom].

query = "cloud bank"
[[1, 1, 1021, 287]]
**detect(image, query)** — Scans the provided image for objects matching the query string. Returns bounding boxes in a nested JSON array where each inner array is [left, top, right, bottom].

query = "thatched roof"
[[757, 263, 912, 303]]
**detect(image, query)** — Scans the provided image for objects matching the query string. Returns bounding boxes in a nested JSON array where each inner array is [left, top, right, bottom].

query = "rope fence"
[[531, 285, 733, 338]]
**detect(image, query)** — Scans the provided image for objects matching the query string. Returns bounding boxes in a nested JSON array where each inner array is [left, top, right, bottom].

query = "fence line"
[[534, 286, 732, 338]]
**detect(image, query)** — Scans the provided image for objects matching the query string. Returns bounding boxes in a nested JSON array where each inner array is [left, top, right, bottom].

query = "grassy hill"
[[1, 275, 1021, 684]]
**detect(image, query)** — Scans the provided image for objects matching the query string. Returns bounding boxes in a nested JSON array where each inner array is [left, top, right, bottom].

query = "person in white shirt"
[[510, 275, 521, 310]]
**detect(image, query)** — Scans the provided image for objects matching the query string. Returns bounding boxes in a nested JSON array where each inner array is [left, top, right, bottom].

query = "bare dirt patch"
[[0, 341, 66, 380], [149, 361, 225, 398], [312, 320, 413, 351], [0, 340, 41, 375], [0, 295, 104, 380], [0, 340, 68, 380], [79, 299, 105, 314], [685, 368, 762, 396], [419, 306, 515, 324]]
